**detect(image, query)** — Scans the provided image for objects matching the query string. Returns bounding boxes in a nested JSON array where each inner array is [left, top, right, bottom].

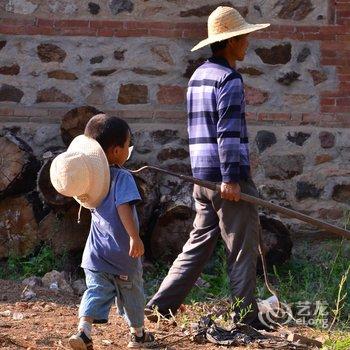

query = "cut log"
[[38, 204, 91, 254], [0, 196, 38, 258], [60, 105, 102, 146], [0, 132, 40, 199], [258, 214, 293, 272], [37, 151, 74, 207]]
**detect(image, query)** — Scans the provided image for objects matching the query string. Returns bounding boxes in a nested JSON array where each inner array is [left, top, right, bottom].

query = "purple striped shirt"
[[187, 57, 250, 183]]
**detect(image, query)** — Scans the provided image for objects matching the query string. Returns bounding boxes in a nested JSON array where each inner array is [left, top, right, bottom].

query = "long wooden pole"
[[131, 165, 350, 240]]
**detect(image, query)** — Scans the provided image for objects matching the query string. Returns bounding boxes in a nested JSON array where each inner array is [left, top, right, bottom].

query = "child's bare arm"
[[117, 204, 144, 258]]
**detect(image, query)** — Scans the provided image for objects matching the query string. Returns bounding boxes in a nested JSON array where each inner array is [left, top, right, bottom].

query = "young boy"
[[69, 114, 155, 349]]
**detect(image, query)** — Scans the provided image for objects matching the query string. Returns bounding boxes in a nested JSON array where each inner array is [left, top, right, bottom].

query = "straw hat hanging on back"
[[191, 6, 270, 51], [50, 135, 110, 209]]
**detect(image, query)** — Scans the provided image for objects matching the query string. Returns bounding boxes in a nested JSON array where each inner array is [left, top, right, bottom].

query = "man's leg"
[[147, 185, 220, 316], [212, 179, 260, 324]]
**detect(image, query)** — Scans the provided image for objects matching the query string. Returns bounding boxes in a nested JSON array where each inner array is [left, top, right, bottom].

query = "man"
[[146, 6, 270, 328]]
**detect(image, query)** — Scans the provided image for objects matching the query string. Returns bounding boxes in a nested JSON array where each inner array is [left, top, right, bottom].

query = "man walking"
[[146, 6, 270, 327]]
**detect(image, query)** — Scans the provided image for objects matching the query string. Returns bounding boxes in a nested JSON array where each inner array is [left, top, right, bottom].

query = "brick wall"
[[0, 0, 349, 230]]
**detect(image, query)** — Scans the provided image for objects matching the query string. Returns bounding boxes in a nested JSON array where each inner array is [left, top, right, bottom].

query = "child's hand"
[[129, 236, 144, 258]]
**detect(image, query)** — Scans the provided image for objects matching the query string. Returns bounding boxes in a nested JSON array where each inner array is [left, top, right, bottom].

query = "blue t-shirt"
[[81, 167, 142, 277]]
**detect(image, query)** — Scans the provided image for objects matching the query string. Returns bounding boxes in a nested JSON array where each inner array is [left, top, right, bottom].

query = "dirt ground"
[[0, 279, 326, 350]]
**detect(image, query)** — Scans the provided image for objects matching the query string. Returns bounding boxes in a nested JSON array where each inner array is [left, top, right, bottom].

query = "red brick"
[[149, 29, 182, 38], [245, 112, 257, 120], [0, 107, 15, 116], [321, 49, 337, 57], [14, 107, 48, 117], [320, 58, 336, 65], [339, 74, 350, 81], [54, 20, 89, 28], [154, 110, 186, 120], [124, 21, 150, 30], [182, 29, 207, 38], [98, 28, 115, 37], [321, 98, 336, 106], [321, 105, 349, 112], [337, 10, 350, 18], [115, 29, 149, 37], [37, 18, 54, 27], [302, 113, 320, 123], [175, 22, 204, 30], [157, 85, 185, 105], [59, 28, 97, 36], [336, 34, 350, 41], [25, 25, 57, 35], [0, 24, 26, 35], [90, 20, 123, 29], [336, 97, 350, 105], [300, 25, 320, 33], [1, 18, 36, 26], [258, 113, 290, 121]]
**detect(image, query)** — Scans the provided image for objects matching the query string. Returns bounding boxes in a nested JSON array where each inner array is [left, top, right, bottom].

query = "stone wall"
[[0, 0, 349, 233]]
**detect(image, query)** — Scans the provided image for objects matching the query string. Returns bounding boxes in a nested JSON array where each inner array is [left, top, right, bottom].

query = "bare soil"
[[0, 279, 325, 350]]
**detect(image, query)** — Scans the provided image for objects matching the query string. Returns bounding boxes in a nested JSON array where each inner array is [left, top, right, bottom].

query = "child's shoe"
[[127, 331, 156, 348], [69, 331, 93, 350]]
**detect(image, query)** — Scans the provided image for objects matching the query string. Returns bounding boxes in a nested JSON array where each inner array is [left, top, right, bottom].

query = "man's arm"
[[117, 204, 144, 258], [217, 74, 244, 201]]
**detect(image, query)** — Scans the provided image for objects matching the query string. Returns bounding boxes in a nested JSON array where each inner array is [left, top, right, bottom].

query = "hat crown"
[[50, 151, 90, 197], [208, 6, 246, 36]]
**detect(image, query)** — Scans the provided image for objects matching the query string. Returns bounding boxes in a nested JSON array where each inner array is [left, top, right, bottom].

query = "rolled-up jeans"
[[147, 178, 260, 324]]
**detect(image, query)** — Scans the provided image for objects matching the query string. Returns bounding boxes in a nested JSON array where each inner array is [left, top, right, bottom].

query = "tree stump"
[[0, 196, 38, 258], [37, 151, 73, 208], [0, 132, 40, 198], [60, 105, 102, 146], [38, 204, 91, 254]]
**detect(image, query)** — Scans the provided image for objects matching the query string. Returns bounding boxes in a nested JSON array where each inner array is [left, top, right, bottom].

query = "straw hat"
[[191, 6, 270, 51], [50, 135, 110, 209]]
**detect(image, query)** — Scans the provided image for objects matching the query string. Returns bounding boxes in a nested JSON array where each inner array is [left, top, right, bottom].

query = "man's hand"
[[220, 182, 241, 202], [129, 236, 144, 258]]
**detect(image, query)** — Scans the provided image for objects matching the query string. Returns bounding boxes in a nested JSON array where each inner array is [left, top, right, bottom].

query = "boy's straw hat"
[[50, 135, 110, 209], [191, 6, 270, 51]]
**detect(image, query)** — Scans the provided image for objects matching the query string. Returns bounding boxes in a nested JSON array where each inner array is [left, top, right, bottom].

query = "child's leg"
[[69, 269, 117, 350]]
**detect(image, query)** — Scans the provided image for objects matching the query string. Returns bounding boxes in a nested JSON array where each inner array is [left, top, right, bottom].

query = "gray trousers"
[[147, 179, 260, 324]]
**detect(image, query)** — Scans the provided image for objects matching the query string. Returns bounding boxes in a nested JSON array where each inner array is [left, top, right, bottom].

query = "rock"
[[284, 94, 311, 105], [255, 43, 292, 65], [151, 129, 179, 144], [308, 69, 327, 86], [114, 50, 126, 60], [237, 67, 263, 76], [157, 85, 185, 105], [109, 0, 134, 15], [42, 270, 74, 294], [22, 276, 42, 288], [166, 163, 192, 175], [118, 84, 148, 104], [296, 181, 321, 200], [332, 184, 350, 204], [33, 125, 59, 147], [37, 43, 66, 63], [286, 132, 310, 146], [86, 82, 105, 105], [245, 85, 269, 105], [258, 184, 287, 200], [90, 55, 104, 64], [157, 147, 189, 161], [36, 87, 72, 103], [277, 71, 300, 85], [5, 0, 38, 14], [21, 288, 36, 301], [255, 130, 277, 153], [183, 57, 206, 78], [275, 0, 314, 21], [319, 131, 335, 149], [47, 70, 78, 80], [91, 69, 117, 76], [315, 154, 332, 165], [0, 41, 6, 50], [88, 2, 100, 15], [180, 4, 248, 17], [264, 154, 305, 180], [72, 279, 87, 296], [0, 64, 20, 75], [132, 68, 166, 76], [297, 47, 311, 63], [0, 84, 24, 102], [151, 45, 174, 65]]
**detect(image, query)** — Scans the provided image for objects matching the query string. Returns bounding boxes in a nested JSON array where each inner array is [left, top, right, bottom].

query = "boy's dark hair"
[[84, 114, 130, 151], [210, 39, 228, 54]]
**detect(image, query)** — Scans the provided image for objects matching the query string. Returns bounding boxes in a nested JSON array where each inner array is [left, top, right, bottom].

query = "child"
[[52, 114, 155, 349]]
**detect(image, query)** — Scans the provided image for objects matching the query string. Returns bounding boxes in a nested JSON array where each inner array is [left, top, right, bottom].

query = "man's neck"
[[213, 52, 236, 68]]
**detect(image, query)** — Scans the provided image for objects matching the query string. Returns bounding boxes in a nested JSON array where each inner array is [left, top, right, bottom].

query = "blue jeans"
[[79, 268, 145, 328]]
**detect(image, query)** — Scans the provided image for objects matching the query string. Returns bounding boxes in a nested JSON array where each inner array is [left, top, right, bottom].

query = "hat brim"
[[191, 23, 270, 51], [68, 135, 110, 209]]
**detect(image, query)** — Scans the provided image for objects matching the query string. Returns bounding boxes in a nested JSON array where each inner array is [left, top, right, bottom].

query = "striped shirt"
[[187, 56, 250, 183]]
